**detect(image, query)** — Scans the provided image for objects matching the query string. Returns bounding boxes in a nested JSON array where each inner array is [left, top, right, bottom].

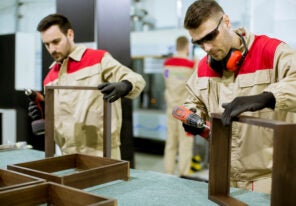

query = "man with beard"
[[28, 14, 146, 159]]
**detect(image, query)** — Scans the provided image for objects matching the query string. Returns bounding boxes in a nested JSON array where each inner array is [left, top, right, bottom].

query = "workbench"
[[0, 149, 270, 206]]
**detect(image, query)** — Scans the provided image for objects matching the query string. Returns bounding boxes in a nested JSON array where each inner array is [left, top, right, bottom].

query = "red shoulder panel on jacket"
[[196, 35, 282, 78], [197, 57, 221, 77], [43, 64, 61, 86], [43, 49, 107, 86], [67, 49, 106, 73], [238, 35, 282, 75], [164, 57, 195, 69]]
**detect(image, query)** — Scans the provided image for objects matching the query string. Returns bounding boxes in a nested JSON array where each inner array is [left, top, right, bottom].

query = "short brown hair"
[[176, 36, 189, 51], [37, 14, 73, 35], [184, 0, 224, 30]]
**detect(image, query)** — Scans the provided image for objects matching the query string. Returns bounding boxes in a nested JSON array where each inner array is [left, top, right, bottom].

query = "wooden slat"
[[103, 100, 112, 158], [45, 86, 55, 157], [271, 125, 296, 206], [9, 154, 76, 172], [63, 161, 129, 189], [0, 182, 116, 205], [208, 116, 231, 197], [209, 195, 247, 206], [0, 169, 44, 191]]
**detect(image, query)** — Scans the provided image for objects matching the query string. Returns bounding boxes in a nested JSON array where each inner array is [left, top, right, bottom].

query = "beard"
[[50, 39, 73, 63], [51, 52, 66, 63], [208, 49, 225, 61]]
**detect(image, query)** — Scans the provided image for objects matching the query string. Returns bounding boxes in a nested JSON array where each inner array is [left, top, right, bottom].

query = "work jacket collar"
[[49, 44, 87, 69], [68, 44, 87, 61]]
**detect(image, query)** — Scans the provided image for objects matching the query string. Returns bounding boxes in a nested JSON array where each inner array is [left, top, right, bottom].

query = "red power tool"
[[172, 106, 209, 129], [25, 89, 45, 135], [172, 106, 210, 139]]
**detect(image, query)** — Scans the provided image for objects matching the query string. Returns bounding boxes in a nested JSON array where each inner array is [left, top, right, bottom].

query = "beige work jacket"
[[44, 45, 146, 156], [184, 28, 296, 181], [163, 55, 195, 110]]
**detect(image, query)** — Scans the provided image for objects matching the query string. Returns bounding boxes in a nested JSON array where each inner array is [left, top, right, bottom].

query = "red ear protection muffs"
[[208, 33, 248, 74], [225, 49, 243, 72]]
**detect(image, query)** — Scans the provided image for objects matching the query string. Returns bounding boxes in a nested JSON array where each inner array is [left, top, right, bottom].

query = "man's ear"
[[223, 14, 231, 29], [67, 29, 74, 40]]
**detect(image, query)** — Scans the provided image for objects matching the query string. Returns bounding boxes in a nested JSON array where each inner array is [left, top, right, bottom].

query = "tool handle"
[[25, 89, 45, 118]]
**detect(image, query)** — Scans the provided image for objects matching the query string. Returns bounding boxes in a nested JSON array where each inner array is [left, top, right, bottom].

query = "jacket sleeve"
[[264, 43, 296, 112], [183, 72, 210, 121], [100, 52, 146, 99]]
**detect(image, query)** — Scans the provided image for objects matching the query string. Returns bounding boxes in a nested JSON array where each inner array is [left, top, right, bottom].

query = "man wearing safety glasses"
[[180, 0, 296, 194]]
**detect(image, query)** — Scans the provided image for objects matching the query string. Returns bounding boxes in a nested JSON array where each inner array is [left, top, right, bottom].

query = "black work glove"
[[181, 108, 205, 135], [98, 80, 133, 103], [182, 123, 205, 135], [28, 101, 42, 121], [221, 92, 276, 126]]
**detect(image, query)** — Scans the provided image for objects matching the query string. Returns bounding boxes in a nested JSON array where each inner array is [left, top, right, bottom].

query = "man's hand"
[[28, 101, 42, 120], [98, 80, 132, 103], [221, 92, 276, 126], [182, 123, 205, 135]]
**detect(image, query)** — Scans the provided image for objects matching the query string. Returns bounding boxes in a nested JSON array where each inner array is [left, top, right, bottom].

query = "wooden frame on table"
[[0, 182, 116, 205], [0, 169, 44, 191], [209, 113, 296, 206], [8, 85, 129, 189], [8, 153, 129, 189], [44, 85, 112, 158]]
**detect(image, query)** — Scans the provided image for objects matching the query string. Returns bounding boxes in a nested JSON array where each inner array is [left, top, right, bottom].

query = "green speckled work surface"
[[0, 149, 270, 206]]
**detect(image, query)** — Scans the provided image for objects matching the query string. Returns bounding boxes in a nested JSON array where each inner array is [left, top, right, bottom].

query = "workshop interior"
[[0, 0, 296, 205]]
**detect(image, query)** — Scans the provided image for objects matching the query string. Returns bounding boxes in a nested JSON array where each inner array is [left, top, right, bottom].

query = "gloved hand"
[[28, 101, 43, 121], [182, 123, 205, 135], [98, 80, 133, 103], [181, 108, 211, 139], [221, 92, 276, 126]]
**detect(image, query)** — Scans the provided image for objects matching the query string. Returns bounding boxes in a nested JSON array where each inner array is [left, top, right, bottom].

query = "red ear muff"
[[226, 49, 243, 72], [208, 33, 248, 74]]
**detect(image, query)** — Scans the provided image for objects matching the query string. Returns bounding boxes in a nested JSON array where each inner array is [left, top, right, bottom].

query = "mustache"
[[51, 51, 59, 56]]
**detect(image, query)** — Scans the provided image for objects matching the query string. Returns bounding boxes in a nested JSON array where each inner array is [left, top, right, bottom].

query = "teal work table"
[[0, 149, 270, 206]]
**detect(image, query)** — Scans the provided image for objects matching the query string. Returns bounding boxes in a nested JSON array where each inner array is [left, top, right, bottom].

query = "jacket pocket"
[[238, 69, 271, 88], [73, 67, 100, 81], [237, 70, 272, 113]]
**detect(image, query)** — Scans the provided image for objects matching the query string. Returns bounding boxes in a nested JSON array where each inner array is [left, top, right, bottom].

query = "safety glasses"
[[191, 16, 223, 45]]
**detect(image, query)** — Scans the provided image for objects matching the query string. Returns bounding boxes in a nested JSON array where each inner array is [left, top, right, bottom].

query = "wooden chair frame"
[[209, 113, 296, 206], [44, 86, 111, 158]]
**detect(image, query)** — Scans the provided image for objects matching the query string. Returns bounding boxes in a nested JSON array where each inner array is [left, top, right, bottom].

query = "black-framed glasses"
[[191, 16, 223, 45]]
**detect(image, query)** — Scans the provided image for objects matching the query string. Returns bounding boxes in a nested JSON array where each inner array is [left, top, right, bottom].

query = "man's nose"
[[48, 44, 56, 53], [201, 42, 213, 53]]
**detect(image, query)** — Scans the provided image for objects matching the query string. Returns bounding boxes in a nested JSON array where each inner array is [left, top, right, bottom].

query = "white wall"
[[0, 0, 56, 91], [273, 0, 296, 47], [0, 0, 17, 34], [0, 0, 56, 35], [142, 0, 177, 29]]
